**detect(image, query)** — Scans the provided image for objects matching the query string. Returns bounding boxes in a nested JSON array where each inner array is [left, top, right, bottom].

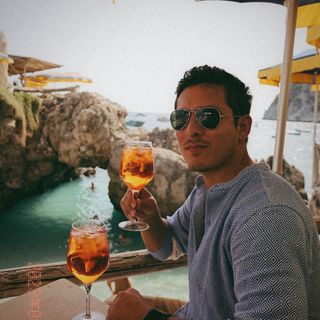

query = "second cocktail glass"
[[119, 140, 154, 231], [67, 219, 110, 320]]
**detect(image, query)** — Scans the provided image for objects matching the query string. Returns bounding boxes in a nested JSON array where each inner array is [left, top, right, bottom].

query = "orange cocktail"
[[118, 140, 154, 231], [67, 227, 109, 284], [120, 146, 154, 190], [67, 219, 109, 320]]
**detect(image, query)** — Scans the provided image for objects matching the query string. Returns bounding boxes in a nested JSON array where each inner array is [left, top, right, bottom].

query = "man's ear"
[[238, 115, 252, 141]]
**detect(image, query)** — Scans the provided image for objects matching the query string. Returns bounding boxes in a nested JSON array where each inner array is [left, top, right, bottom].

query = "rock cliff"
[[0, 90, 128, 211], [263, 84, 317, 122]]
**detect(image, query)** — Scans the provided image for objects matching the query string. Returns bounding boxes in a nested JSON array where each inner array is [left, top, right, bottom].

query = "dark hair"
[[174, 65, 252, 125]]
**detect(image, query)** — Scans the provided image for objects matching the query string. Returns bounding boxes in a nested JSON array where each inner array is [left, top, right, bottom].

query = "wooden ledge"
[[0, 250, 187, 299]]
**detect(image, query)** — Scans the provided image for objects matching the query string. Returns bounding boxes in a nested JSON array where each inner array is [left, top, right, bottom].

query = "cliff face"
[[0, 90, 128, 211], [41, 92, 128, 167], [263, 84, 317, 122]]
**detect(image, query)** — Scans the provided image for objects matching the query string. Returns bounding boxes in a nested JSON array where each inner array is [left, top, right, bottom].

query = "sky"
[[0, 0, 312, 121]]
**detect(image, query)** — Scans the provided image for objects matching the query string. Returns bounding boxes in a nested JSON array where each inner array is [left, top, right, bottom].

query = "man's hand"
[[120, 188, 161, 226], [107, 288, 152, 320]]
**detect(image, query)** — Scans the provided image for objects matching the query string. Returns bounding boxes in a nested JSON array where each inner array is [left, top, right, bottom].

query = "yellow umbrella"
[[23, 76, 48, 88], [45, 73, 92, 84], [296, 1, 320, 28], [258, 48, 320, 186], [0, 53, 14, 64], [307, 25, 320, 48], [258, 48, 320, 86], [23, 72, 92, 89]]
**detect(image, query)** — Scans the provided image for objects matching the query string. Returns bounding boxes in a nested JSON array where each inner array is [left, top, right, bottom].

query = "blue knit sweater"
[[152, 163, 320, 320]]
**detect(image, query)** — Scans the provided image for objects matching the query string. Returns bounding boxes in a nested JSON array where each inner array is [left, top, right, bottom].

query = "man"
[[107, 65, 320, 320]]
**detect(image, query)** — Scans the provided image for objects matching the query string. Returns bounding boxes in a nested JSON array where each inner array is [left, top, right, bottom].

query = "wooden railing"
[[1, 223, 318, 300], [0, 250, 187, 299]]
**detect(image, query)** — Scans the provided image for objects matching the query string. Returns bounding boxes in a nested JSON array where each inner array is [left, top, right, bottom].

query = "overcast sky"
[[0, 0, 312, 121]]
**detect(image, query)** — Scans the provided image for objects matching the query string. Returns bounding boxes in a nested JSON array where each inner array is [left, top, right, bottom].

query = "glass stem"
[[131, 216, 138, 223], [84, 284, 92, 319], [131, 190, 141, 223]]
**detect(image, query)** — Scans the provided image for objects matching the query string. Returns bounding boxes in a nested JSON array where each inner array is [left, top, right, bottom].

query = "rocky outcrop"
[[308, 189, 320, 233], [144, 128, 180, 154], [309, 189, 320, 233], [127, 127, 180, 154], [41, 92, 128, 167], [265, 156, 308, 201], [0, 90, 128, 211], [263, 84, 316, 122]]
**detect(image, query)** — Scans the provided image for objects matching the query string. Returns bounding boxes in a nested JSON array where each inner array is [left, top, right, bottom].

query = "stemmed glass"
[[119, 140, 154, 231], [67, 219, 110, 320]]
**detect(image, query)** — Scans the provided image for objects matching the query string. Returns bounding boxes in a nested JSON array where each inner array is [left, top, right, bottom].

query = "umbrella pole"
[[272, 0, 298, 175], [312, 85, 319, 187], [313, 84, 319, 146]]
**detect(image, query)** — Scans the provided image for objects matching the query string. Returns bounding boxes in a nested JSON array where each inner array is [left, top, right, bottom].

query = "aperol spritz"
[[119, 140, 154, 231], [67, 219, 109, 320]]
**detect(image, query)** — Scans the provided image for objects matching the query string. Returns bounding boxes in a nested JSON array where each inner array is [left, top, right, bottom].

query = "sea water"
[[0, 114, 317, 301]]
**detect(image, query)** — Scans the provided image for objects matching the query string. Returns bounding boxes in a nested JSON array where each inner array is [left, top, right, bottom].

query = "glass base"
[[72, 311, 106, 320], [118, 220, 149, 231]]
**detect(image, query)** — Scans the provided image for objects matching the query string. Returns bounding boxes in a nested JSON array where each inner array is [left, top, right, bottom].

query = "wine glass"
[[119, 140, 154, 231], [67, 219, 110, 320]]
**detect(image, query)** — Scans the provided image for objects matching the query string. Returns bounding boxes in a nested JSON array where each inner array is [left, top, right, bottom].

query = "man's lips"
[[184, 141, 209, 152]]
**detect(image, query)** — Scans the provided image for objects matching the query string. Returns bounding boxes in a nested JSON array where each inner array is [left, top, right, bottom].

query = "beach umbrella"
[[0, 53, 13, 65], [307, 25, 320, 48], [8, 55, 62, 87], [258, 48, 320, 186], [23, 72, 92, 89], [258, 48, 320, 86], [8, 55, 61, 76], [196, 0, 320, 175]]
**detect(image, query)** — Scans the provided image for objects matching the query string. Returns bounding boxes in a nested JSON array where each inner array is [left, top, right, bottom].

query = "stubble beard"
[[186, 148, 237, 174]]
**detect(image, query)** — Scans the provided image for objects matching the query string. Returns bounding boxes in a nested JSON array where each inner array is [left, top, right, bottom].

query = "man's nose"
[[185, 112, 202, 135]]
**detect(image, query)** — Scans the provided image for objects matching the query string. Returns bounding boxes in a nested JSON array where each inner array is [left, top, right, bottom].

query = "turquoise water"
[[0, 168, 145, 269]]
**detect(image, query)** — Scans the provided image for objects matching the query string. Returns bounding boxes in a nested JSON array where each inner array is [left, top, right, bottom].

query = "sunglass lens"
[[170, 110, 189, 130], [196, 108, 220, 129]]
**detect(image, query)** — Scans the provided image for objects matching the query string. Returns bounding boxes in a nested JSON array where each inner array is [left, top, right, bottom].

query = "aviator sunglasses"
[[170, 106, 241, 131]]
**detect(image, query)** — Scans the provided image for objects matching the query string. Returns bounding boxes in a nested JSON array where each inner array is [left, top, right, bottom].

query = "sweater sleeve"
[[231, 205, 310, 320], [150, 187, 195, 261]]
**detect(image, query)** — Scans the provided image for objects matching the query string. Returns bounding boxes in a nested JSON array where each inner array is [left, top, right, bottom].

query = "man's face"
[[175, 84, 247, 176]]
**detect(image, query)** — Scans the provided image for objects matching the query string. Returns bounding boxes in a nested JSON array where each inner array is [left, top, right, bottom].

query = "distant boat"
[[125, 120, 144, 127], [295, 128, 311, 133], [157, 115, 169, 122], [271, 129, 302, 138], [287, 129, 301, 136]]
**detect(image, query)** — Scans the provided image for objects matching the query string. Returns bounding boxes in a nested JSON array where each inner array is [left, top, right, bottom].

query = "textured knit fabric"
[[151, 163, 320, 320]]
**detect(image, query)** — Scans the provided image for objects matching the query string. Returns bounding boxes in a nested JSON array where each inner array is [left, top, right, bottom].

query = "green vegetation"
[[14, 92, 41, 133], [0, 89, 42, 146], [0, 88, 25, 121]]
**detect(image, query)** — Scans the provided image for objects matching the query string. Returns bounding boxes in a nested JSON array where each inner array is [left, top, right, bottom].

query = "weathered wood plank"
[[0, 250, 187, 299]]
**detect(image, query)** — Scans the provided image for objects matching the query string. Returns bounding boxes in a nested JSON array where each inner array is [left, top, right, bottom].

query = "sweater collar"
[[194, 162, 270, 191]]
